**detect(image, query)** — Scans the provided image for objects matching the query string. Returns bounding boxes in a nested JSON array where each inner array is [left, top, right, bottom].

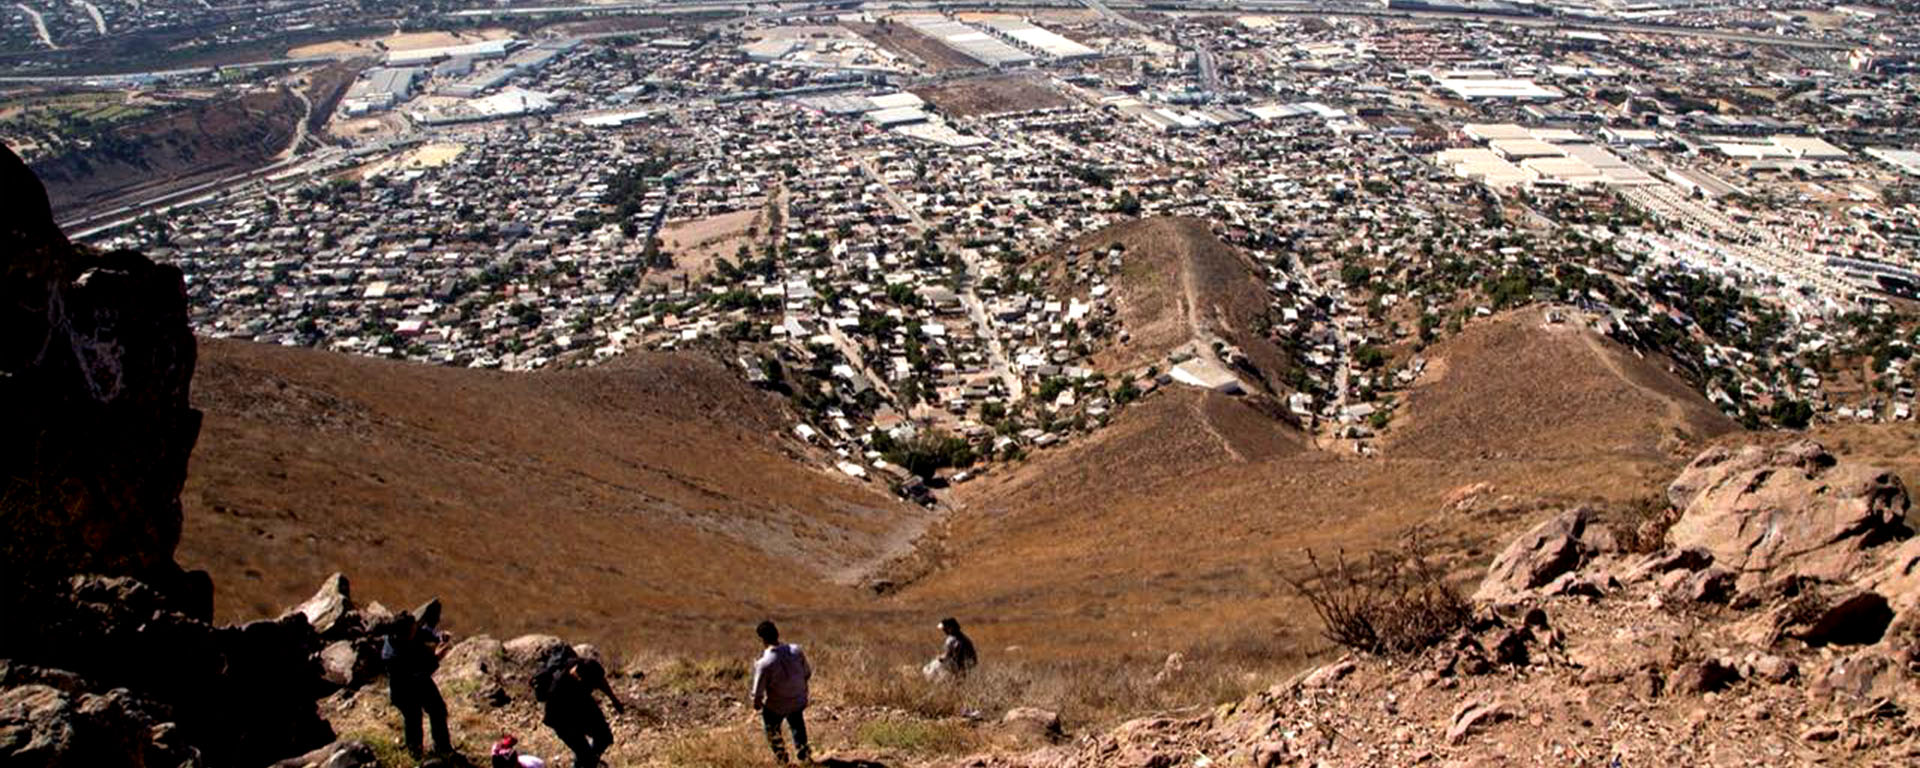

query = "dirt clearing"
[[844, 21, 979, 73], [656, 208, 761, 285], [913, 74, 1072, 118]]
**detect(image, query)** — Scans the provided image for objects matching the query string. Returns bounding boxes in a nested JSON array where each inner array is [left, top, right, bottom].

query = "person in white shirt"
[[750, 620, 812, 763]]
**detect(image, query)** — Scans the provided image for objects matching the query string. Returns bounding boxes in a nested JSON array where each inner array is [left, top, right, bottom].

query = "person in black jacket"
[[536, 650, 626, 768], [381, 601, 452, 759]]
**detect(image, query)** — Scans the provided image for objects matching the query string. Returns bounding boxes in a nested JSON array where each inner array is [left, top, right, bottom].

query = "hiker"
[[381, 600, 452, 760], [750, 620, 812, 764], [491, 734, 547, 768], [534, 649, 625, 768], [931, 617, 978, 680]]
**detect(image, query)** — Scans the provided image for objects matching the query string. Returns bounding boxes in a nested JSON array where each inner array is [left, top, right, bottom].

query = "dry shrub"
[[854, 716, 978, 755], [1612, 494, 1680, 555], [660, 726, 766, 768], [651, 657, 746, 697], [1283, 540, 1472, 655]]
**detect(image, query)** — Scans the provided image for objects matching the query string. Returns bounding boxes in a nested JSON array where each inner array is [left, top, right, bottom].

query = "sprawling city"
[[7, 2, 1920, 767]]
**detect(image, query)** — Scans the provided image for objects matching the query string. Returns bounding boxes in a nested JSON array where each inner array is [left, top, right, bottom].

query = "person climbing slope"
[[750, 620, 812, 764], [534, 648, 626, 768]]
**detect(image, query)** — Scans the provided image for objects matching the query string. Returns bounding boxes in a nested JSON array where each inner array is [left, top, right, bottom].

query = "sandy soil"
[[657, 208, 761, 284], [326, 113, 406, 142], [403, 142, 466, 168]]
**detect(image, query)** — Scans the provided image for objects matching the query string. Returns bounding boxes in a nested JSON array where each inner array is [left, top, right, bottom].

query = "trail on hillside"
[[1189, 390, 1247, 463], [1577, 322, 1692, 430]]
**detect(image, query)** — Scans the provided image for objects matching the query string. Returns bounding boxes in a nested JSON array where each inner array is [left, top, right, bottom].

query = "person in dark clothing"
[[750, 620, 811, 764], [381, 601, 453, 759], [936, 617, 978, 679], [537, 651, 625, 768]]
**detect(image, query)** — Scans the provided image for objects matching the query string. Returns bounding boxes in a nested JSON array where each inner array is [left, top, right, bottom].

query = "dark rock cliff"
[[1, 142, 205, 609], [1, 143, 335, 766]]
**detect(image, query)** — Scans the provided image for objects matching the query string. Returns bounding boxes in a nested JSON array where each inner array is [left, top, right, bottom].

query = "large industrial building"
[[341, 67, 423, 115], [972, 16, 1097, 61], [1437, 123, 1662, 189], [385, 39, 518, 67], [898, 14, 1036, 69]]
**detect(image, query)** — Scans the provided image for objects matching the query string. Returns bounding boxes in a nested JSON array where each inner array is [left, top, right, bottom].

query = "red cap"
[[498, 734, 517, 748]]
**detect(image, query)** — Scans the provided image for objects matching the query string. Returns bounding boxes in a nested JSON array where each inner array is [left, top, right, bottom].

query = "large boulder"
[[1859, 538, 1920, 654], [1666, 441, 1911, 593], [996, 707, 1066, 748], [0, 143, 204, 605], [286, 573, 357, 638], [503, 634, 570, 668], [1475, 508, 1600, 604], [436, 636, 511, 706]]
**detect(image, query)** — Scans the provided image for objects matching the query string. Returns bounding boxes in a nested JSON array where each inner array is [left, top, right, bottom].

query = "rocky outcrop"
[[2, 142, 203, 608], [1665, 441, 1911, 594], [1473, 508, 1606, 604], [2, 575, 337, 766], [0, 676, 201, 767], [970, 443, 1920, 767], [1, 144, 337, 767]]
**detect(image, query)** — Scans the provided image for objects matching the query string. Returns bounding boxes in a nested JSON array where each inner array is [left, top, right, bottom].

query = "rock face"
[[0, 144, 334, 766], [1666, 441, 1911, 593], [1474, 508, 1602, 604], [1, 143, 203, 605]]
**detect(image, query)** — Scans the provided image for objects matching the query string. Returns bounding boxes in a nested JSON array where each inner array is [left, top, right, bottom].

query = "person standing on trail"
[[381, 600, 453, 760], [750, 620, 812, 764], [534, 649, 626, 768], [934, 617, 978, 679]]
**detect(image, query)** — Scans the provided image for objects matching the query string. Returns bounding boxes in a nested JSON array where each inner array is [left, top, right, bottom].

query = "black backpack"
[[530, 646, 578, 702]]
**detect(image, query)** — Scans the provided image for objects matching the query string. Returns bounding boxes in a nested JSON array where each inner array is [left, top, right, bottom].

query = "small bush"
[[856, 716, 976, 754], [1283, 540, 1472, 655], [652, 657, 746, 697], [1612, 494, 1678, 555], [660, 727, 765, 768]]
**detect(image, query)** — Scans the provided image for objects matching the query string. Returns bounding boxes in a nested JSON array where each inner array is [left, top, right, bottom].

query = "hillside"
[[901, 309, 1732, 664], [178, 339, 933, 653], [1046, 216, 1299, 397], [1384, 307, 1738, 461], [32, 88, 303, 218]]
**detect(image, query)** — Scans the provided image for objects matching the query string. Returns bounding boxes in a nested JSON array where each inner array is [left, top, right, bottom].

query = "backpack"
[[530, 646, 578, 702]]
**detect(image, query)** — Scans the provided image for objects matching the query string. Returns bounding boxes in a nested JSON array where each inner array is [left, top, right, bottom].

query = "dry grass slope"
[[179, 338, 931, 653], [1384, 307, 1737, 461], [1050, 217, 1298, 396]]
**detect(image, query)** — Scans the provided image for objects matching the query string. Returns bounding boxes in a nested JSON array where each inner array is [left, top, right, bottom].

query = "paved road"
[[1084, 0, 1150, 32]]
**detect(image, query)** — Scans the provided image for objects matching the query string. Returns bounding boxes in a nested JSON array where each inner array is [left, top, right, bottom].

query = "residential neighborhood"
[[41, 1, 1920, 496]]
